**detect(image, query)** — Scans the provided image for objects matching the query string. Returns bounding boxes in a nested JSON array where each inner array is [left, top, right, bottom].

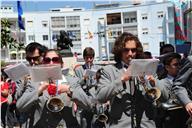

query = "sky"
[[1, 1, 120, 12]]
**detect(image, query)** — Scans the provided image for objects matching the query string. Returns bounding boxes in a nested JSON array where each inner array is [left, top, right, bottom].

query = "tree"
[[1, 19, 24, 50]]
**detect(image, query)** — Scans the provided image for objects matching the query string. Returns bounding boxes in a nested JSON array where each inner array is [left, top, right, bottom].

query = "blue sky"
[[1, 1, 117, 12]]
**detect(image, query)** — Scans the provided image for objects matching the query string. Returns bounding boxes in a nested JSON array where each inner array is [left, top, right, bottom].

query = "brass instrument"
[[46, 96, 64, 112], [96, 104, 109, 123], [139, 76, 161, 102], [46, 80, 64, 112]]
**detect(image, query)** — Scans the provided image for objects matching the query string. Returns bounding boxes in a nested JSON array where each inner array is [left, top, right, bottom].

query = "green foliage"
[[0, 60, 8, 68], [1, 19, 25, 50]]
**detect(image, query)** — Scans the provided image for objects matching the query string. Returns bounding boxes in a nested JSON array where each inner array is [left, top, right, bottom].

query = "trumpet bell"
[[46, 97, 64, 112], [97, 114, 108, 123], [145, 87, 161, 102]]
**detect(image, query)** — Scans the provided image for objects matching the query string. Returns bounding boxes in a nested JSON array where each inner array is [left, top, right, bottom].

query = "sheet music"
[[83, 69, 97, 77], [126, 59, 159, 76], [4, 63, 30, 81], [29, 64, 62, 82]]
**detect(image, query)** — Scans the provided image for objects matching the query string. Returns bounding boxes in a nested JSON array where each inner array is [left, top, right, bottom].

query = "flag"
[[88, 30, 93, 39], [17, 1, 25, 30], [174, 5, 186, 45]]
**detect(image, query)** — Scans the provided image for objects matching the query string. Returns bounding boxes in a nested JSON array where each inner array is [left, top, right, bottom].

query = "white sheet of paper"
[[126, 59, 159, 76], [83, 69, 97, 77], [29, 64, 62, 82], [4, 63, 30, 81]]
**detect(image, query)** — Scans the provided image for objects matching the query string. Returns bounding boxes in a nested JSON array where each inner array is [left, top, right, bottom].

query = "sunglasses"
[[123, 48, 137, 53], [43, 57, 60, 64], [26, 56, 40, 62]]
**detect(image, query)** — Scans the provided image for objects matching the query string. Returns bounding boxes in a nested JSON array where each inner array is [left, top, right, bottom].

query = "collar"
[[121, 61, 129, 69], [166, 74, 174, 81], [84, 63, 93, 69]]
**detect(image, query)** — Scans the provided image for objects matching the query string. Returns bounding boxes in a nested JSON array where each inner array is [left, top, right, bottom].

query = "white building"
[[1, 1, 175, 60]]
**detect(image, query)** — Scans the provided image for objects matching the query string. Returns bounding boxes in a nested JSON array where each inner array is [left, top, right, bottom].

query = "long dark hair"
[[112, 32, 143, 63]]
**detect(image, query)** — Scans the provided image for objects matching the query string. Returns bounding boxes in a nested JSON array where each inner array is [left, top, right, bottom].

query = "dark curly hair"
[[112, 32, 143, 62]]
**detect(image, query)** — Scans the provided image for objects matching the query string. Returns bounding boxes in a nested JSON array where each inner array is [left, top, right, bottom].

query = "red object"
[[47, 84, 57, 96], [1, 82, 9, 103]]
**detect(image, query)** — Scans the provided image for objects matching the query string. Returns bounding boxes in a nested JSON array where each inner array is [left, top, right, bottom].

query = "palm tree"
[[1, 19, 24, 50]]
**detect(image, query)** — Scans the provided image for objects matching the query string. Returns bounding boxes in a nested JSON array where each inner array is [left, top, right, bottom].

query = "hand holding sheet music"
[[126, 59, 159, 76]]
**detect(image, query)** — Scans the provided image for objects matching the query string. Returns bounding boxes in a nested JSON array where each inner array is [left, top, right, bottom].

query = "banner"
[[17, 1, 25, 30]]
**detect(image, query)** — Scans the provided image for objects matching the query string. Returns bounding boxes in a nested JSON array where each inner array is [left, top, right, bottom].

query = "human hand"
[[83, 75, 88, 80], [38, 82, 49, 95], [58, 84, 70, 94], [185, 102, 192, 116], [121, 73, 131, 82], [146, 75, 156, 87]]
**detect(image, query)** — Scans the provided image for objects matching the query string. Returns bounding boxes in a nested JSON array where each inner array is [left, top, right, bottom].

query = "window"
[[66, 16, 80, 28], [143, 43, 149, 50], [42, 21, 48, 27], [67, 30, 81, 41], [157, 11, 164, 18], [108, 27, 122, 39], [107, 13, 121, 25], [84, 19, 90, 25], [158, 26, 163, 33], [73, 44, 81, 49], [142, 28, 148, 35], [124, 18, 130, 23], [27, 21, 33, 27], [141, 14, 148, 20], [123, 26, 138, 36], [43, 35, 48, 41], [28, 35, 35, 41], [51, 17, 65, 28], [52, 31, 60, 42]]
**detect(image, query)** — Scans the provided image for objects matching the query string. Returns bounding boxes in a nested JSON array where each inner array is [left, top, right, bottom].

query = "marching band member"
[[156, 53, 188, 128], [16, 49, 93, 128], [172, 54, 192, 127], [96, 32, 157, 128], [74, 47, 101, 128]]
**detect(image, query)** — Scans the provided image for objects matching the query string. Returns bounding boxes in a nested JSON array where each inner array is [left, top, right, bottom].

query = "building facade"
[[1, 1, 175, 60]]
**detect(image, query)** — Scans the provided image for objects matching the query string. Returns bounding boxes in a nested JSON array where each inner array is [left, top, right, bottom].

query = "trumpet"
[[46, 80, 64, 112], [46, 96, 64, 112], [139, 76, 161, 102], [96, 103, 109, 123]]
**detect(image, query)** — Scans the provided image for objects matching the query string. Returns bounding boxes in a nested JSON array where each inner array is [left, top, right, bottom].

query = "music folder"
[[126, 59, 159, 76], [29, 64, 62, 82], [4, 63, 30, 81]]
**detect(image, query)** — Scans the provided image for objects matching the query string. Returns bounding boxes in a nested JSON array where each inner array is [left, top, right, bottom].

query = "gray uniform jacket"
[[96, 63, 156, 128], [74, 64, 101, 92], [157, 76, 174, 102], [16, 74, 93, 128], [173, 55, 192, 106]]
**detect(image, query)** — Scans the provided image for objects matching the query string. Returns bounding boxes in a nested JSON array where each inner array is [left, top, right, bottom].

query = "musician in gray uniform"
[[172, 55, 192, 117], [16, 49, 93, 128], [74, 47, 101, 128], [156, 53, 188, 128], [96, 32, 157, 128]]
